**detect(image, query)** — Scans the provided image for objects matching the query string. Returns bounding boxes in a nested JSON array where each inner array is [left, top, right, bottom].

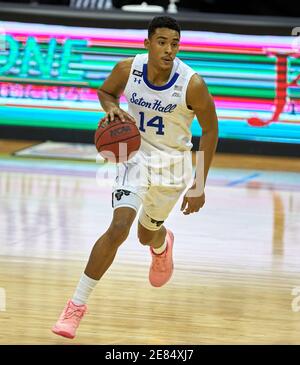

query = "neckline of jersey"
[[142, 63, 179, 91]]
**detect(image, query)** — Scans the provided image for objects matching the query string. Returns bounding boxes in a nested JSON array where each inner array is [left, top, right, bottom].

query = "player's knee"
[[107, 207, 136, 247], [107, 221, 130, 247]]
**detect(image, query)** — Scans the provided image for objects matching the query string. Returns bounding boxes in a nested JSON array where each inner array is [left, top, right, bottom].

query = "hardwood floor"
[[0, 139, 300, 344]]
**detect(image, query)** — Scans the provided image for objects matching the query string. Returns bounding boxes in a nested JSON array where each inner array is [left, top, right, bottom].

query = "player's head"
[[145, 16, 181, 70], [147, 16, 181, 39]]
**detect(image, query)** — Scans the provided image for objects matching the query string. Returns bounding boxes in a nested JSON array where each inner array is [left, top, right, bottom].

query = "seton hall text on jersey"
[[130, 92, 177, 113]]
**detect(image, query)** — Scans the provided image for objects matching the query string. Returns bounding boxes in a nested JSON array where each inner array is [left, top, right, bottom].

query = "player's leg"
[[138, 217, 167, 251], [136, 186, 184, 287], [52, 154, 146, 339], [84, 206, 136, 280], [52, 205, 137, 339], [138, 211, 175, 288]]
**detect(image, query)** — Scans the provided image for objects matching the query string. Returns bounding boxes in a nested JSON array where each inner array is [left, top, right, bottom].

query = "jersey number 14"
[[138, 112, 165, 135]]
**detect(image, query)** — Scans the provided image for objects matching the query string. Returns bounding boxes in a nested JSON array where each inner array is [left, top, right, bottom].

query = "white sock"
[[152, 237, 167, 255], [72, 273, 99, 306]]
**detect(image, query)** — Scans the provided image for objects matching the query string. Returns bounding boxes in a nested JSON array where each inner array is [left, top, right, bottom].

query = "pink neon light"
[[9, 32, 291, 53]]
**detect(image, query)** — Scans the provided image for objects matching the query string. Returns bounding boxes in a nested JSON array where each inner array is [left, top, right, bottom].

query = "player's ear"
[[144, 38, 150, 50]]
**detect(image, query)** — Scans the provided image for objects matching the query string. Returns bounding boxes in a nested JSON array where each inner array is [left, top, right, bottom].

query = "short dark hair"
[[148, 16, 181, 39]]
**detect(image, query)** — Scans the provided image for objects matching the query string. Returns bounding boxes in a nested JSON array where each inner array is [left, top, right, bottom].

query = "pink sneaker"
[[149, 229, 174, 287], [51, 299, 87, 339]]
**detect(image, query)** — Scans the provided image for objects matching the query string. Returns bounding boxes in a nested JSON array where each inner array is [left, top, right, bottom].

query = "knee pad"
[[112, 189, 142, 213], [138, 209, 165, 231]]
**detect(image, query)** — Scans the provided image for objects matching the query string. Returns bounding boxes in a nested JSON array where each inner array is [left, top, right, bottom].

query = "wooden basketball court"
[[0, 139, 300, 344]]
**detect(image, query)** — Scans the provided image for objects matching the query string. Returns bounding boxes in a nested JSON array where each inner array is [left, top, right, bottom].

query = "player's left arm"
[[181, 74, 219, 215]]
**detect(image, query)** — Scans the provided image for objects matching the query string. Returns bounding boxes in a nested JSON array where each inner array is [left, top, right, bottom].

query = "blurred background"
[[3, 0, 300, 16], [1, 0, 299, 155]]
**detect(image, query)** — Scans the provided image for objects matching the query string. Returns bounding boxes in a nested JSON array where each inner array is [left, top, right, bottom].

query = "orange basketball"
[[94, 116, 141, 163]]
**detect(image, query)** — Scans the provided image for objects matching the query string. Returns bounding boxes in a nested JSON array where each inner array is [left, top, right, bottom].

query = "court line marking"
[[226, 172, 261, 187]]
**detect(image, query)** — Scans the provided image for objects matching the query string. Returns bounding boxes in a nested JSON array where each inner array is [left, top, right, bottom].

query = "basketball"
[[94, 116, 141, 163]]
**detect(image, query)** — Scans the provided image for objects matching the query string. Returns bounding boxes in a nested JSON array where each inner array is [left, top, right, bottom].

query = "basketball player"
[[52, 16, 218, 339]]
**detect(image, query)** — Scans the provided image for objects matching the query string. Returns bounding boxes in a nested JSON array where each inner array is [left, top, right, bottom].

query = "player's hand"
[[180, 190, 205, 215], [99, 107, 135, 125]]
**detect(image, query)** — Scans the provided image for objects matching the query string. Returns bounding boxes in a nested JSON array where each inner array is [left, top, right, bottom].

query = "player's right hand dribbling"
[[100, 107, 136, 125]]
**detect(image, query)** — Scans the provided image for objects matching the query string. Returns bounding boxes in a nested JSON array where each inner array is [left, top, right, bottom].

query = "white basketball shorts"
[[112, 149, 193, 231]]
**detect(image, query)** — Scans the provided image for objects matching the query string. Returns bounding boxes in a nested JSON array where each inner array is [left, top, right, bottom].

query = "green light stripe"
[[209, 86, 275, 98], [0, 107, 98, 129]]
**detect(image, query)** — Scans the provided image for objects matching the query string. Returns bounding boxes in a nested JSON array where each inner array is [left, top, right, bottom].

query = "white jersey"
[[113, 54, 197, 215], [124, 53, 196, 156]]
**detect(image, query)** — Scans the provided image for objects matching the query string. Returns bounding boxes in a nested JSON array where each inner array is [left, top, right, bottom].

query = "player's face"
[[144, 28, 180, 70]]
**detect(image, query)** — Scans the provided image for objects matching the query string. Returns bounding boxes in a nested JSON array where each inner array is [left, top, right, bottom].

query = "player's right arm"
[[97, 58, 135, 123]]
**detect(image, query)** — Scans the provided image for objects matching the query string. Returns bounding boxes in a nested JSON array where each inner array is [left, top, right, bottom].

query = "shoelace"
[[62, 305, 85, 324]]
